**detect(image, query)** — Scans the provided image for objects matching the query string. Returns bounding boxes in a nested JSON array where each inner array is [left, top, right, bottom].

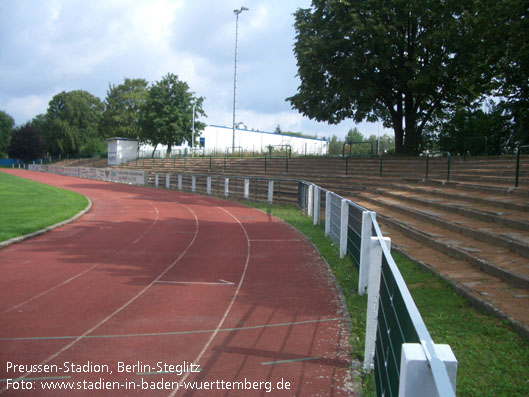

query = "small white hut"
[[107, 137, 139, 165]]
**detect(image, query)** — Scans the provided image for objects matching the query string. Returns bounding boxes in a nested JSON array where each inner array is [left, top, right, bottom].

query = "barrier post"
[[155, 173, 159, 188], [267, 180, 274, 204], [244, 178, 250, 199], [325, 191, 331, 236], [313, 186, 320, 226], [165, 173, 170, 189], [399, 344, 457, 397], [224, 177, 229, 197], [358, 211, 374, 295], [177, 174, 182, 191], [364, 236, 391, 370], [191, 175, 196, 192], [339, 199, 349, 258], [207, 176, 212, 195], [307, 185, 314, 217]]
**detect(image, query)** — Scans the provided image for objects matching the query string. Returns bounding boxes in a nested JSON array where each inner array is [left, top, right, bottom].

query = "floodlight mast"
[[232, 6, 249, 152]]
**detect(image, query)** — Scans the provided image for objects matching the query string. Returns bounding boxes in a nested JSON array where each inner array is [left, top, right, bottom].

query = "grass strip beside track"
[[245, 202, 529, 397], [0, 172, 89, 243]]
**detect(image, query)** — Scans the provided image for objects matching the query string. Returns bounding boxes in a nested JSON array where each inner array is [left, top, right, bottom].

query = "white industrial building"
[[137, 125, 329, 158]]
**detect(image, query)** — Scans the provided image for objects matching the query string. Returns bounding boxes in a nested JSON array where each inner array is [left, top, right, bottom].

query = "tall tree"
[[0, 110, 15, 158], [7, 123, 44, 162], [140, 73, 206, 157], [100, 78, 148, 138], [488, 0, 529, 146], [42, 90, 103, 156], [288, 0, 491, 154]]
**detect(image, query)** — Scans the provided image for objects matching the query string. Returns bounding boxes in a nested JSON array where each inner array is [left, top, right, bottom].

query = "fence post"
[[155, 173, 159, 188], [364, 235, 391, 370], [177, 174, 182, 191], [399, 344, 457, 397], [379, 155, 383, 177], [191, 175, 196, 193], [313, 186, 320, 225], [244, 178, 250, 199], [425, 154, 430, 181], [165, 173, 170, 189], [207, 176, 212, 195], [358, 211, 374, 295], [224, 177, 229, 197], [339, 199, 349, 258], [267, 180, 274, 204], [325, 191, 331, 236], [307, 185, 314, 217]]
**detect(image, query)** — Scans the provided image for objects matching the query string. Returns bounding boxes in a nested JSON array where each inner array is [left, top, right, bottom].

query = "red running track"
[[0, 169, 353, 396]]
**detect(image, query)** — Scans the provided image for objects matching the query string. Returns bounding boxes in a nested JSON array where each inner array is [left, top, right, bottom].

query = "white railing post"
[[224, 177, 229, 197], [244, 179, 250, 199], [399, 344, 458, 397], [358, 211, 375, 295], [307, 184, 314, 217], [313, 186, 320, 225], [165, 173, 170, 189], [154, 173, 159, 188], [364, 236, 391, 370], [325, 191, 331, 236], [339, 199, 349, 258], [207, 176, 212, 195], [177, 174, 182, 190], [191, 175, 196, 193], [267, 180, 274, 204]]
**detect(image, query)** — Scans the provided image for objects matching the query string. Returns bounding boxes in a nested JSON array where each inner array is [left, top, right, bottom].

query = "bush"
[[79, 137, 108, 158]]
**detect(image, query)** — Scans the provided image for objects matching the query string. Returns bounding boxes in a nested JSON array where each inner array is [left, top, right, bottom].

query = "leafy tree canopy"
[[140, 73, 206, 157], [42, 90, 103, 157], [288, 0, 494, 154], [7, 123, 44, 162], [0, 110, 15, 158], [100, 78, 148, 139], [439, 103, 511, 156]]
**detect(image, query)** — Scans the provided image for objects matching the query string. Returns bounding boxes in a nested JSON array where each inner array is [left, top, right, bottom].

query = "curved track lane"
[[0, 169, 353, 396]]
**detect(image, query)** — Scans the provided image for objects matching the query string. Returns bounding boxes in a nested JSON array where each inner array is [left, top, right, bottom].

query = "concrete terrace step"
[[368, 186, 529, 232], [342, 192, 529, 289], [385, 183, 529, 212], [375, 221, 529, 339]]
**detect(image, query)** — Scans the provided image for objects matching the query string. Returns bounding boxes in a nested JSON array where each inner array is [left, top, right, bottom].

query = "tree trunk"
[[392, 99, 404, 154], [403, 93, 419, 154]]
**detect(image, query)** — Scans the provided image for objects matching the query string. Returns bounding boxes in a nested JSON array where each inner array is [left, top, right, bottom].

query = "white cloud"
[[0, 0, 392, 140]]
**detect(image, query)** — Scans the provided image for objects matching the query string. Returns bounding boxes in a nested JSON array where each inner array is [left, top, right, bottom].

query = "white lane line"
[[0, 318, 340, 342], [0, 203, 198, 395], [261, 356, 321, 366], [155, 279, 235, 286], [170, 204, 251, 396]]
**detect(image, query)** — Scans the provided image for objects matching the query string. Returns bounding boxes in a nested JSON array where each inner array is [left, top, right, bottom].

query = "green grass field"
[[0, 172, 89, 242], [246, 202, 529, 397]]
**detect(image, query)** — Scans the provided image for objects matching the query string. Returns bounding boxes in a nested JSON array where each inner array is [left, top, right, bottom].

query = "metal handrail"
[[371, 214, 455, 397]]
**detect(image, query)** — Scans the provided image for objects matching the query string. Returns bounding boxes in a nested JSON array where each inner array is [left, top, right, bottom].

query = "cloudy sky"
[[0, 0, 391, 140]]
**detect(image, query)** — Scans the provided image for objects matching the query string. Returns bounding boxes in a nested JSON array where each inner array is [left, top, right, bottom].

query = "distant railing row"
[[28, 164, 457, 396]]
